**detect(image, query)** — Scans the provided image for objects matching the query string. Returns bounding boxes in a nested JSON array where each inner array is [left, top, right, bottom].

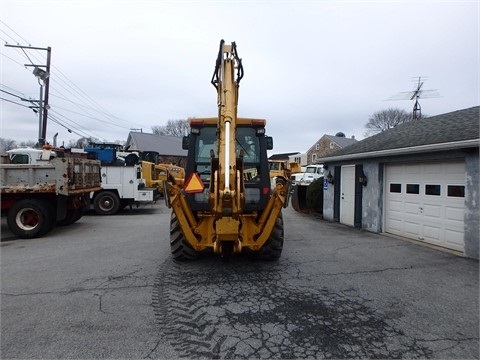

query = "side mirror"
[[182, 136, 190, 150], [265, 136, 273, 150]]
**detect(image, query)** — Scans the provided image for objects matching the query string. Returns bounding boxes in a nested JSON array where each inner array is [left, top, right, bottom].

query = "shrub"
[[306, 177, 324, 213]]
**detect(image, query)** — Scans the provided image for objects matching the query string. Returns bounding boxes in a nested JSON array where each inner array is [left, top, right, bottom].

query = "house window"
[[389, 183, 401, 193], [447, 185, 465, 197], [315, 143, 319, 150], [329, 142, 335, 149], [294, 156, 301, 163], [312, 154, 317, 162], [406, 184, 419, 194], [425, 184, 441, 196]]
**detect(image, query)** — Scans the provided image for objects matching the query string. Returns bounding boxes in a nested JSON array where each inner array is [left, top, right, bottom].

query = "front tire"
[[257, 213, 284, 260], [170, 212, 197, 261], [93, 191, 120, 215], [7, 199, 55, 239]]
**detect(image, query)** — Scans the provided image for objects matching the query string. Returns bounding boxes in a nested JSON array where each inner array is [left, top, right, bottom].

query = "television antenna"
[[388, 77, 441, 119]]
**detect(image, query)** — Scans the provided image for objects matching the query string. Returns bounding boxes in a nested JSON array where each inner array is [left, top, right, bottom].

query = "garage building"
[[318, 106, 479, 259]]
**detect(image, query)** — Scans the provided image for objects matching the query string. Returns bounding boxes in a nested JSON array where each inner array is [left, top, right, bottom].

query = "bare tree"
[[152, 119, 190, 137], [67, 137, 100, 149], [151, 125, 163, 135], [0, 139, 48, 153], [19, 140, 37, 148], [0, 138, 17, 153], [364, 108, 412, 137]]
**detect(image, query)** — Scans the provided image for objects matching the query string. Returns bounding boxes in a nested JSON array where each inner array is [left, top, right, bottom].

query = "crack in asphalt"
[[422, 336, 480, 356], [143, 339, 163, 359], [0, 271, 153, 297], [319, 266, 414, 276], [0, 284, 152, 297]]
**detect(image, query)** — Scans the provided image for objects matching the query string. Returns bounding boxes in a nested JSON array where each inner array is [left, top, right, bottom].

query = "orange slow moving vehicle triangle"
[[184, 172, 205, 193]]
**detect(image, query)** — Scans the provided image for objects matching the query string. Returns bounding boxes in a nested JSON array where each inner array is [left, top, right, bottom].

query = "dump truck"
[[163, 40, 290, 260], [1, 147, 101, 238]]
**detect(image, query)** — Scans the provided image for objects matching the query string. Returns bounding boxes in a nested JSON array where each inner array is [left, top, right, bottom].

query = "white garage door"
[[385, 162, 465, 252]]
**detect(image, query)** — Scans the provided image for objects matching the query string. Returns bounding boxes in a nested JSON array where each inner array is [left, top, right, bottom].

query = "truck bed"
[[0, 157, 101, 195]]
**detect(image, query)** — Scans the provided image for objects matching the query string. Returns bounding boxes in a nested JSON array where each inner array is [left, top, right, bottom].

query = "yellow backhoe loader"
[[142, 160, 185, 196], [163, 40, 290, 260], [269, 160, 301, 188]]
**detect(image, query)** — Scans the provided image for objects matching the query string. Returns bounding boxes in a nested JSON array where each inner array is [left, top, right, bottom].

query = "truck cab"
[[7, 147, 55, 165], [290, 164, 324, 186]]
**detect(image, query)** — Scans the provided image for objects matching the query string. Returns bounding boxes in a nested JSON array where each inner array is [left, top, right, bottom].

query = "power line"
[[50, 65, 145, 129], [0, 43, 31, 67], [48, 113, 92, 139], [0, 88, 25, 100], [1, 21, 146, 141], [3, 70, 136, 136], [0, 97, 31, 108], [52, 103, 133, 130], [0, 83, 27, 98], [0, 88, 40, 113], [46, 70, 146, 131], [0, 20, 31, 45], [0, 28, 19, 44], [49, 109, 100, 138], [30, 50, 145, 130], [49, 82, 109, 122]]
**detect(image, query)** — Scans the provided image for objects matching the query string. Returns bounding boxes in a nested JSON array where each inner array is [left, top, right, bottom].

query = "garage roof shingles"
[[324, 106, 479, 158]]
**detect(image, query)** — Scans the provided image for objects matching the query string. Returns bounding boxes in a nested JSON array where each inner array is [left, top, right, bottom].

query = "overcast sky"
[[1, 1, 478, 154]]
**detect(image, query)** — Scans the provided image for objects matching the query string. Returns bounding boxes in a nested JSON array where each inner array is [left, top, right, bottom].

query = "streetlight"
[[32, 66, 49, 146], [33, 66, 49, 81]]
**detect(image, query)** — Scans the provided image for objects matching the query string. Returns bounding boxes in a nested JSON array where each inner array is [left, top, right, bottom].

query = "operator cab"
[[182, 118, 273, 213]]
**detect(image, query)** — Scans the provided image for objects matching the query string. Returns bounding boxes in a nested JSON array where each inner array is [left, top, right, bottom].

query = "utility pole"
[[38, 82, 43, 141], [5, 44, 52, 146], [42, 47, 52, 145]]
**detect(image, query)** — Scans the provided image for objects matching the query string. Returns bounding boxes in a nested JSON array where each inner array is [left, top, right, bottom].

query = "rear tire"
[[7, 199, 55, 239], [257, 213, 284, 260], [170, 212, 198, 261], [57, 209, 83, 226], [93, 191, 120, 215]]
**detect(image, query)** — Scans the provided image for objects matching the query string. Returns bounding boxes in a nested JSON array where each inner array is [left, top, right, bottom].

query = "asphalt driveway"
[[1, 205, 479, 359]]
